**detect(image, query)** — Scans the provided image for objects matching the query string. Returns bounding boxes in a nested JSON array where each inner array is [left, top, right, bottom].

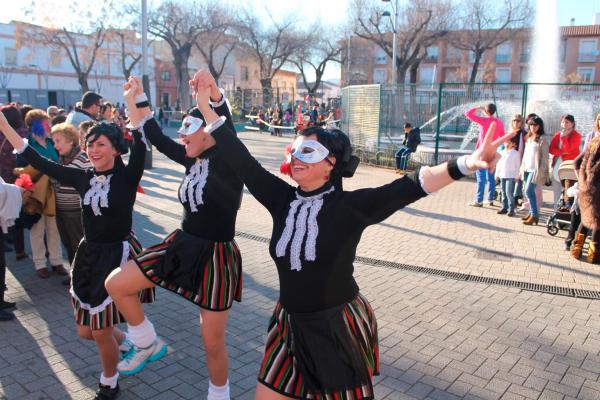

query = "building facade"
[[0, 21, 157, 109], [342, 25, 600, 85]]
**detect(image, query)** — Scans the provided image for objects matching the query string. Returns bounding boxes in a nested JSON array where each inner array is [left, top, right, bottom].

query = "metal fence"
[[225, 88, 296, 118], [341, 82, 600, 167]]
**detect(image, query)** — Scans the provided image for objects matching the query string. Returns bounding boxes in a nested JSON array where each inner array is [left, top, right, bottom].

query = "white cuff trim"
[[13, 138, 29, 154], [209, 88, 226, 108], [204, 116, 227, 134], [457, 155, 475, 176], [135, 93, 148, 103], [126, 114, 154, 151]]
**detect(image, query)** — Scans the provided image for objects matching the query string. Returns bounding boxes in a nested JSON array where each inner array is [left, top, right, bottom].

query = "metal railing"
[[341, 82, 600, 167]]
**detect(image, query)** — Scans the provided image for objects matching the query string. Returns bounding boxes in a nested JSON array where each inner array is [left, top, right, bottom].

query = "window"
[[419, 66, 435, 83], [579, 39, 597, 62], [4, 48, 17, 65], [577, 67, 595, 82], [445, 46, 461, 63], [495, 67, 511, 83], [161, 93, 170, 108], [520, 67, 528, 82], [374, 48, 387, 65], [373, 68, 387, 83], [468, 51, 476, 63], [425, 46, 438, 62], [160, 71, 171, 81], [241, 66, 249, 81], [520, 41, 531, 62], [496, 42, 512, 63]]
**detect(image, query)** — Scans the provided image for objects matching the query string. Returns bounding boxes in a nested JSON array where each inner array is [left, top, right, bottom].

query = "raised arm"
[[125, 76, 186, 165], [191, 71, 293, 212], [465, 107, 486, 126], [0, 111, 85, 188]]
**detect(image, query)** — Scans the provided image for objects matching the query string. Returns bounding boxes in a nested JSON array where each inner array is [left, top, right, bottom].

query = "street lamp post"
[[141, 0, 153, 169], [382, 0, 398, 85]]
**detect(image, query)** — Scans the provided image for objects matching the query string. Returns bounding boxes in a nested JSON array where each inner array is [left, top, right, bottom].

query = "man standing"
[[465, 103, 505, 207], [66, 91, 102, 127]]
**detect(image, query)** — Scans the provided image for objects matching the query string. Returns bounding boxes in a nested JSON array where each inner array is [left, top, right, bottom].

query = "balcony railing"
[[578, 53, 597, 62], [495, 54, 511, 63], [424, 56, 438, 63]]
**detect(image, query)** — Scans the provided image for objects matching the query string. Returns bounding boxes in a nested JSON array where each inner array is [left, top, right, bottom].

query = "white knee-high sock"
[[127, 317, 156, 348], [207, 380, 230, 400]]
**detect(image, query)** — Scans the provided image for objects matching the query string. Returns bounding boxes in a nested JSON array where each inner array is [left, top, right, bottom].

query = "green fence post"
[[434, 83, 444, 165]]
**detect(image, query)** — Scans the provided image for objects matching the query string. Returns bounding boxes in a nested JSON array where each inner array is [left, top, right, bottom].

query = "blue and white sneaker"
[[117, 338, 167, 376], [119, 338, 133, 354]]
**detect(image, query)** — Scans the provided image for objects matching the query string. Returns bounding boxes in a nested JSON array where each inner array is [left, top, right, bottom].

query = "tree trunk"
[[173, 44, 192, 110], [78, 73, 89, 93], [468, 51, 483, 97], [409, 63, 419, 117], [260, 78, 272, 108]]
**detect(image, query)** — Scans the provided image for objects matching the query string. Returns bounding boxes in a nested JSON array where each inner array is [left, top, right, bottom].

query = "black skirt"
[[71, 235, 154, 329]]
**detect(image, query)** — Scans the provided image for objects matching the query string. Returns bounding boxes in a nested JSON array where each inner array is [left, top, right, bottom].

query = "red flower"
[[15, 173, 34, 190]]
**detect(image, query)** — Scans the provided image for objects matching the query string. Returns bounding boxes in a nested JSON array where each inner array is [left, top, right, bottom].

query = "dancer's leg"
[[92, 327, 120, 378], [200, 309, 230, 386], [105, 260, 154, 326]]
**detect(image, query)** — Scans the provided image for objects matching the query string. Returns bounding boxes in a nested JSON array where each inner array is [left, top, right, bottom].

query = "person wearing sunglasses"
[[105, 77, 243, 400], [190, 69, 508, 400]]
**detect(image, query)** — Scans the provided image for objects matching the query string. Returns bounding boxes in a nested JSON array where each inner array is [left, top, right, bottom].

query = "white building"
[[0, 21, 157, 109]]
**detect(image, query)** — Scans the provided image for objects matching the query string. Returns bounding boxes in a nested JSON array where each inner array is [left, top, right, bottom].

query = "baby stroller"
[[546, 160, 577, 236]]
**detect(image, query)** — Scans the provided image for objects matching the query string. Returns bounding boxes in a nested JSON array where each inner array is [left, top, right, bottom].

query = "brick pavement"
[[2, 131, 600, 399]]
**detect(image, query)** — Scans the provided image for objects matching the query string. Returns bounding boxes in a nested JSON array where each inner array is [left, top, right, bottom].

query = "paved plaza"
[[2, 131, 600, 400]]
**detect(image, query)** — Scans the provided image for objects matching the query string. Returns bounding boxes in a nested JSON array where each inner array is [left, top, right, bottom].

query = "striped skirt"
[[72, 234, 155, 330], [258, 294, 379, 400], [134, 229, 242, 311]]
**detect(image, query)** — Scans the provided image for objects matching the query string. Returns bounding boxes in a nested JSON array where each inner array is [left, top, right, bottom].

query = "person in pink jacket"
[[465, 103, 505, 206]]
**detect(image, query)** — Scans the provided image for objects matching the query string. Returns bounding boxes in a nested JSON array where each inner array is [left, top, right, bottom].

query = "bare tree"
[[16, 21, 106, 93], [351, 0, 452, 84], [0, 64, 12, 89], [291, 28, 343, 98], [449, 0, 530, 84], [110, 30, 142, 81], [194, 7, 236, 86], [235, 10, 304, 106], [147, 0, 220, 110]]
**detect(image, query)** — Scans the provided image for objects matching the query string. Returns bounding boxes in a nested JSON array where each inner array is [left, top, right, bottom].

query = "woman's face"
[[290, 134, 335, 189], [561, 119, 574, 131], [52, 133, 75, 156], [529, 123, 540, 134], [102, 105, 113, 121], [86, 134, 119, 171], [512, 118, 523, 130], [180, 127, 215, 158]]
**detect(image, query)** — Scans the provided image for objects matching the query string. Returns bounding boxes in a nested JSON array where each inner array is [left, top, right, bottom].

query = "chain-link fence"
[[342, 83, 600, 167]]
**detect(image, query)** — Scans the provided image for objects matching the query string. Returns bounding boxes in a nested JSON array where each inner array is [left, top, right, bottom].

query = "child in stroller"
[[546, 160, 577, 236]]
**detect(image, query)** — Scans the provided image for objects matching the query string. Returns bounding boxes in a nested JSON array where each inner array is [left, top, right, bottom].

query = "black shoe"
[[565, 242, 571, 251], [507, 210, 515, 217], [0, 309, 14, 321], [497, 209, 508, 215], [94, 383, 119, 400], [0, 300, 16, 310]]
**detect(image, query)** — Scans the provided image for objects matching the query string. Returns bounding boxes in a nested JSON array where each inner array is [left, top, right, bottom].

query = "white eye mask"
[[290, 137, 330, 164], [178, 116, 204, 136]]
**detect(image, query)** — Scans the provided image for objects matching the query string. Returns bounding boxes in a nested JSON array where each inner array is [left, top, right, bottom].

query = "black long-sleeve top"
[[210, 123, 428, 313], [18, 131, 145, 243], [141, 101, 243, 242]]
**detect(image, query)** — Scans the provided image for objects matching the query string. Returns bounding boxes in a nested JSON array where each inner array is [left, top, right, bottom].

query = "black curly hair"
[[298, 126, 359, 190], [85, 121, 129, 155]]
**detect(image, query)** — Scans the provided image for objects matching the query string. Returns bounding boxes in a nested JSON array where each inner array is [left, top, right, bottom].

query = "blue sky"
[[1, 0, 598, 80]]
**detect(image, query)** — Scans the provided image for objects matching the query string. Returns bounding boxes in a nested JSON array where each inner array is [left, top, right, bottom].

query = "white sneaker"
[[118, 338, 167, 376], [119, 338, 133, 354]]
